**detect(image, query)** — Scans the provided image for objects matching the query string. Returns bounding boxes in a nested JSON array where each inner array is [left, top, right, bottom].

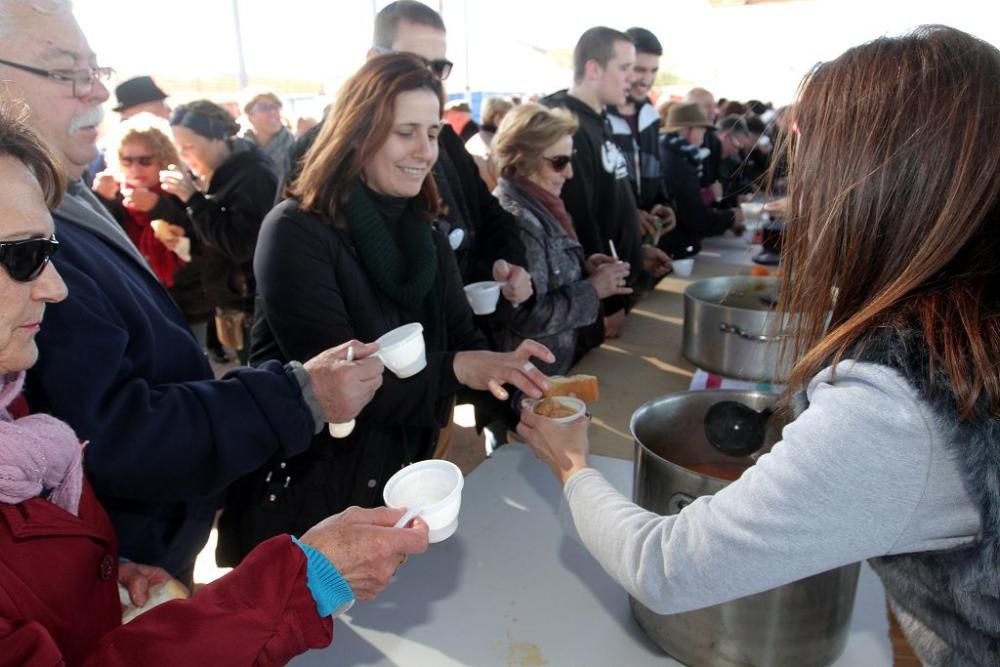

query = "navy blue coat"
[[26, 188, 316, 576]]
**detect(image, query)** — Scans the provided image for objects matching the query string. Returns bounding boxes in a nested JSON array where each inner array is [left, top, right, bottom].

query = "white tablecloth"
[[291, 445, 893, 666]]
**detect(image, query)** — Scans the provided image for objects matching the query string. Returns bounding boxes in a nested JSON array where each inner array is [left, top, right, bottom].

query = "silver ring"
[[522, 361, 536, 372]]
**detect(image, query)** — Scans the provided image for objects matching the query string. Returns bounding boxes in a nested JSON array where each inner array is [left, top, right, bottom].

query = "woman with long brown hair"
[[517, 25, 999, 666], [218, 53, 553, 564]]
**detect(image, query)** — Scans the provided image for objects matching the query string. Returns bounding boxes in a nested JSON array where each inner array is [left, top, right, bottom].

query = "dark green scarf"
[[345, 182, 443, 463], [345, 181, 437, 307]]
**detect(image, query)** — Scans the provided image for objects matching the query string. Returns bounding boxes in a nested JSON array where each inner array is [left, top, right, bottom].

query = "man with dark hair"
[[716, 114, 761, 208], [543, 27, 671, 339], [607, 27, 676, 248], [372, 0, 445, 50]]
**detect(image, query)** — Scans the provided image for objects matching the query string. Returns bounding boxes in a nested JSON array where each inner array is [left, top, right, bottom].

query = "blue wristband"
[[291, 536, 355, 617]]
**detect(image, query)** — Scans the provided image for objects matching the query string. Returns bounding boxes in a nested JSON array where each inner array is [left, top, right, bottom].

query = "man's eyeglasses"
[[0, 235, 60, 282], [120, 155, 156, 167], [372, 47, 453, 80], [0, 57, 113, 99], [542, 151, 576, 172]]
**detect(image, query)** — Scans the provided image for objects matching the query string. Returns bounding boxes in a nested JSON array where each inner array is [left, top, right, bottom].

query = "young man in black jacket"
[[542, 27, 670, 339], [607, 27, 676, 245]]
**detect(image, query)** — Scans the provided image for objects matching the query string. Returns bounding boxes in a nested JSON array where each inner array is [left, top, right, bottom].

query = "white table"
[[292, 446, 893, 666]]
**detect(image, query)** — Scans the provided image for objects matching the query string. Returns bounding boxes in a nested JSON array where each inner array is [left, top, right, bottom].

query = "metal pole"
[[463, 0, 470, 102], [231, 0, 249, 90]]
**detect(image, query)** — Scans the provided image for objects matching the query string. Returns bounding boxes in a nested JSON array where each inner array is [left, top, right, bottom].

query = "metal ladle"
[[703, 401, 775, 457]]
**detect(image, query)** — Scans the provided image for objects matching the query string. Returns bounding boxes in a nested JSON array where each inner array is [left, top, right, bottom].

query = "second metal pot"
[[682, 276, 791, 382]]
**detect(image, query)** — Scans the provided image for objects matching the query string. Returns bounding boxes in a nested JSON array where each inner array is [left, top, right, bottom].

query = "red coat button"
[[99, 554, 115, 581]]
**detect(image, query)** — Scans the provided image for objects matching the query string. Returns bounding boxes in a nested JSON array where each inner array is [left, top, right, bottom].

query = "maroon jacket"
[[0, 478, 333, 666]]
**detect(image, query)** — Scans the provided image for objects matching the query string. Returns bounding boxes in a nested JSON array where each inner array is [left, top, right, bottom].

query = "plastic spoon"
[[393, 504, 425, 529], [703, 401, 775, 457], [328, 346, 356, 438]]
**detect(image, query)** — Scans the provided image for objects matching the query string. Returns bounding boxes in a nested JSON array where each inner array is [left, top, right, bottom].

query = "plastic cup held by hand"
[[384, 460, 464, 543], [524, 395, 587, 424], [376, 323, 426, 378], [672, 258, 695, 277], [463, 281, 503, 315]]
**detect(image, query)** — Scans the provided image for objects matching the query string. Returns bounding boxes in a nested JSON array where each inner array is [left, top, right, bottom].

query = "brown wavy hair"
[[778, 25, 1000, 420], [292, 53, 444, 223], [0, 97, 64, 210]]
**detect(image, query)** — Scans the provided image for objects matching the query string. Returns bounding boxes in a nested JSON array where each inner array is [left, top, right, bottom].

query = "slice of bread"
[[120, 579, 190, 623], [543, 374, 599, 402]]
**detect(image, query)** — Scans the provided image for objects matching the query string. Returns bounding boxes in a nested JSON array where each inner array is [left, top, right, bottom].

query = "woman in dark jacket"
[[491, 103, 632, 374], [161, 100, 277, 363], [217, 54, 553, 564]]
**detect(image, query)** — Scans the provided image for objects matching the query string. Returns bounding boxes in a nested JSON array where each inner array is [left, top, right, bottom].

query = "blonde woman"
[[492, 103, 631, 374]]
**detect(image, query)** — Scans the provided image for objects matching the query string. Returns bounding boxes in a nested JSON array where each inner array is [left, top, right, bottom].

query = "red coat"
[[0, 481, 333, 666]]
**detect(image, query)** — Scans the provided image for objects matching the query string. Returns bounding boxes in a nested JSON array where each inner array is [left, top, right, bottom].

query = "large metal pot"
[[682, 276, 791, 382], [629, 390, 860, 667]]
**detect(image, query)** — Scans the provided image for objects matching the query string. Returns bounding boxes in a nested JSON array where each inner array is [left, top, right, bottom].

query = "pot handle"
[[668, 493, 696, 514], [719, 322, 784, 343]]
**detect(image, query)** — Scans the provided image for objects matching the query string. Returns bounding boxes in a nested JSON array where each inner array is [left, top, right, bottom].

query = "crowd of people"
[[0, 0, 996, 664]]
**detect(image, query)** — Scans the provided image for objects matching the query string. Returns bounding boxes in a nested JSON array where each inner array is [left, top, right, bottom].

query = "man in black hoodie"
[[542, 27, 670, 338]]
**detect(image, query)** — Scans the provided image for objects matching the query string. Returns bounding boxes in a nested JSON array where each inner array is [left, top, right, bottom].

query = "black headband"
[[170, 111, 232, 140]]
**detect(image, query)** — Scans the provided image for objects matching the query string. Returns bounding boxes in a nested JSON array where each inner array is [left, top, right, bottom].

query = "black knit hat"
[[113, 76, 168, 113]]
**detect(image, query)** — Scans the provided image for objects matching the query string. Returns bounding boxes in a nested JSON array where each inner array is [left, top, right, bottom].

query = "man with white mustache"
[[1, 0, 409, 587]]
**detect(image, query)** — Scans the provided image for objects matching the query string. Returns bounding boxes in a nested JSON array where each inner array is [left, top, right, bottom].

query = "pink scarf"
[[0, 372, 84, 516], [514, 176, 579, 242]]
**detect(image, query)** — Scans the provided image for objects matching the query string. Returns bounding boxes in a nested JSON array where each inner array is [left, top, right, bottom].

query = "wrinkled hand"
[[300, 506, 429, 601], [493, 259, 533, 306], [454, 339, 554, 401], [650, 204, 677, 234], [604, 309, 626, 339], [641, 244, 672, 278], [159, 166, 198, 203], [304, 340, 385, 423], [587, 260, 632, 299], [122, 187, 159, 213], [92, 171, 120, 200], [583, 253, 618, 276], [118, 561, 184, 607], [517, 403, 591, 484]]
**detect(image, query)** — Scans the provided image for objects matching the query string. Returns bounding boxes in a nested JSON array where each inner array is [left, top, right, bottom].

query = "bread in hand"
[[543, 374, 599, 402], [120, 579, 189, 623]]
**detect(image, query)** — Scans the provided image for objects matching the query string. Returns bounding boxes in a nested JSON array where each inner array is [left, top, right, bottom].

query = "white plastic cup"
[[376, 323, 426, 378], [383, 460, 464, 543], [740, 202, 765, 221], [672, 258, 695, 277], [463, 281, 503, 315]]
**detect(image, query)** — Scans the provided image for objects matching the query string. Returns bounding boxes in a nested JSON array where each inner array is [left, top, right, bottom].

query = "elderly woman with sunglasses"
[[0, 101, 427, 665], [91, 114, 210, 332], [491, 103, 632, 374]]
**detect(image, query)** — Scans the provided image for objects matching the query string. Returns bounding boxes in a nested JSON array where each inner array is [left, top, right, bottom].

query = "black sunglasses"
[[0, 235, 60, 282], [543, 151, 576, 171], [372, 47, 452, 80], [120, 155, 156, 167]]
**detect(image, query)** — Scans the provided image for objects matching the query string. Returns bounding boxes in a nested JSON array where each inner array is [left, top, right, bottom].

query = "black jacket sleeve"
[[661, 141, 735, 239], [439, 125, 526, 280], [185, 167, 276, 264]]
